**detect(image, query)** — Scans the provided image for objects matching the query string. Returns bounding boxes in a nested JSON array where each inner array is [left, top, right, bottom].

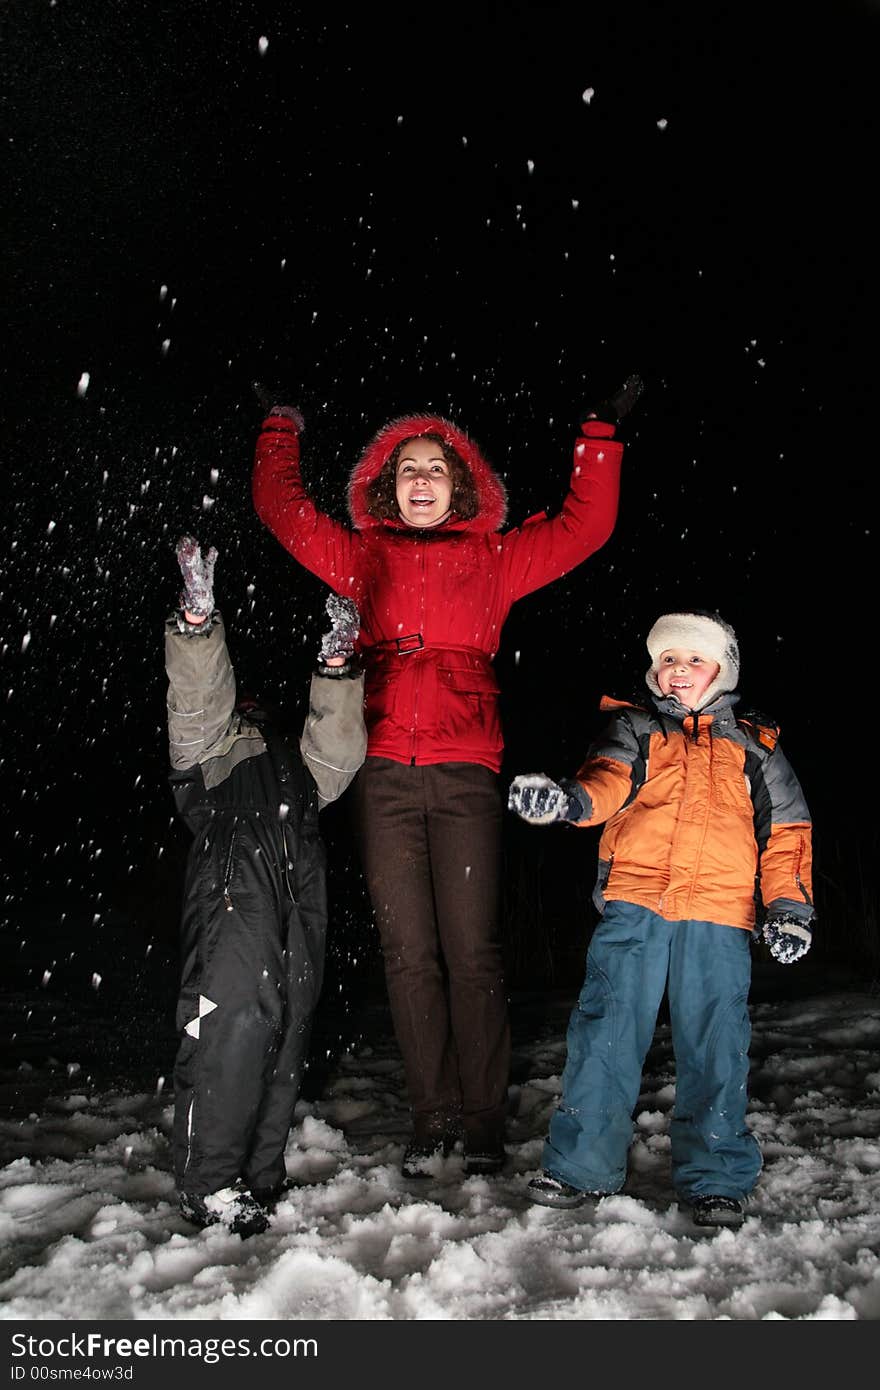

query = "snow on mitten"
[[317, 595, 361, 675], [176, 535, 217, 619], [508, 773, 580, 825], [762, 913, 813, 965]]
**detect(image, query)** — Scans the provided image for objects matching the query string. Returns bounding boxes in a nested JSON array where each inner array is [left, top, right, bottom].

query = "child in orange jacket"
[[508, 610, 815, 1228]]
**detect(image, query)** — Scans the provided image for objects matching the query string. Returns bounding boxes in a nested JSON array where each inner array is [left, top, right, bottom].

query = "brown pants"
[[353, 757, 511, 1151]]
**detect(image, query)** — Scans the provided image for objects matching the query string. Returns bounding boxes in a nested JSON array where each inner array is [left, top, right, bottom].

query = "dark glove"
[[762, 913, 813, 965], [580, 373, 644, 427], [319, 594, 360, 663], [507, 773, 582, 825], [175, 535, 217, 618], [253, 381, 304, 431]]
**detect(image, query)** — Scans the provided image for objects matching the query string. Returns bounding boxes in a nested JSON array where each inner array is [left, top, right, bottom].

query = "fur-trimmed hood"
[[346, 413, 508, 532]]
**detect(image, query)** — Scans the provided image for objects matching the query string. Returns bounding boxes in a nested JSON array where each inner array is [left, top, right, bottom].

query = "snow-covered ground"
[[2, 973, 880, 1321]]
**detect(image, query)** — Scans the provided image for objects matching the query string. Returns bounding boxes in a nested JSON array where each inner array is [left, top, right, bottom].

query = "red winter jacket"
[[253, 413, 623, 771]]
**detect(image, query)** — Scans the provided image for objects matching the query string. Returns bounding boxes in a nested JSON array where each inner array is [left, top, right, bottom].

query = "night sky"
[[3, 1, 878, 1019]]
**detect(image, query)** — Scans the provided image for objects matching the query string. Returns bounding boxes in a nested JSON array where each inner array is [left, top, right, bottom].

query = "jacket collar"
[[652, 690, 741, 722]]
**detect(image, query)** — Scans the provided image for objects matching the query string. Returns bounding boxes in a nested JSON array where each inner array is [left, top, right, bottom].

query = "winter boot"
[[464, 1143, 507, 1177], [249, 1178, 295, 1212], [401, 1136, 454, 1178], [179, 1181, 270, 1237], [690, 1195, 744, 1229], [527, 1171, 610, 1209]]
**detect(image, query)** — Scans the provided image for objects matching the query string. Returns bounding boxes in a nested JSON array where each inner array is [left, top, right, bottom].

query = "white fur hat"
[[645, 610, 740, 708]]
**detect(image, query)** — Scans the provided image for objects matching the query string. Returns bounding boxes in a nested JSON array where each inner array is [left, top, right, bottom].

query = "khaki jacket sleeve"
[[165, 613, 236, 770], [300, 670, 367, 809]]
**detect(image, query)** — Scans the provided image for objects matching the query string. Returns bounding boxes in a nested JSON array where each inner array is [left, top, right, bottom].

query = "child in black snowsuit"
[[166, 536, 366, 1236]]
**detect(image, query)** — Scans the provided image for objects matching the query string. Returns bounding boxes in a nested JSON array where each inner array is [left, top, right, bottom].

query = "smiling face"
[[655, 647, 722, 710], [395, 438, 454, 528]]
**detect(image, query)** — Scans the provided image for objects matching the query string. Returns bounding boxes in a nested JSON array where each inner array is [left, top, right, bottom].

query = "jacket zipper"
[[663, 714, 704, 909], [224, 810, 297, 907], [279, 816, 297, 904], [410, 537, 427, 764], [222, 818, 238, 911]]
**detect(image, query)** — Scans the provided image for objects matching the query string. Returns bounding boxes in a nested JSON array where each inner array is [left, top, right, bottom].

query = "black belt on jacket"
[[367, 637, 494, 665]]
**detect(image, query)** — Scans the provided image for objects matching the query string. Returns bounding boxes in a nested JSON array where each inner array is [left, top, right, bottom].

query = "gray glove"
[[319, 594, 360, 664], [176, 535, 217, 618], [508, 773, 581, 825], [762, 913, 813, 965]]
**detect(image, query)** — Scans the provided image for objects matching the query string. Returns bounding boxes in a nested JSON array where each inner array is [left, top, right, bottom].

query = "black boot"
[[179, 1181, 270, 1237], [690, 1195, 744, 1228], [401, 1136, 454, 1178], [464, 1143, 507, 1177]]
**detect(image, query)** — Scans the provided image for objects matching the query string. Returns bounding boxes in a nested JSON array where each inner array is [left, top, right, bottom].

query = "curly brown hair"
[[363, 432, 479, 522]]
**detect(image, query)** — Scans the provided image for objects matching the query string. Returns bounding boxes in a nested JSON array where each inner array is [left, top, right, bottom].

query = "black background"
[[2, 1, 878, 1080]]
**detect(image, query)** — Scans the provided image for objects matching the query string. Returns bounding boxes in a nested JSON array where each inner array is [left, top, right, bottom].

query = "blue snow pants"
[[542, 901, 762, 1201]]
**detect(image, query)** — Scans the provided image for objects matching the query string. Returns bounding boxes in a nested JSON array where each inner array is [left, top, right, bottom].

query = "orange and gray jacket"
[[564, 691, 813, 932]]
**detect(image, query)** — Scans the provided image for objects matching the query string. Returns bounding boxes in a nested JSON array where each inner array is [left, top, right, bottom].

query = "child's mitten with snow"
[[762, 913, 813, 964], [508, 773, 585, 825], [317, 595, 361, 675], [176, 535, 217, 622]]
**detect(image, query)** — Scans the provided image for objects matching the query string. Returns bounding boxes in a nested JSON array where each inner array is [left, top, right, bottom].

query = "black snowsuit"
[[165, 612, 366, 1198]]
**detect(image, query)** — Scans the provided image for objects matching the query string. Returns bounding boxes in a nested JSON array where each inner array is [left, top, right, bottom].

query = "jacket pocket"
[[592, 856, 611, 915], [437, 665, 501, 745], [437, 663, 500, 696]]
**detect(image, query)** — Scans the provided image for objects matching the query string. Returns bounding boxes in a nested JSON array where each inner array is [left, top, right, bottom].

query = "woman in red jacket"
[[251, 379, 641, 1177]]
